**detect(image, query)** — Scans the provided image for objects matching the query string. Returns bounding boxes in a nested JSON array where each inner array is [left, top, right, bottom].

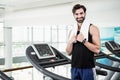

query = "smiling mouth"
[[77, 18, 83, 20], [76, 17, 85, 23], [77, 17, 84, 20]]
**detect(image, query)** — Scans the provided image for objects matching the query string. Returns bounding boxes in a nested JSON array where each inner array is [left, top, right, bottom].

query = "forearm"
[[84, 41, 100, 54], [66, 42, 73, 55]]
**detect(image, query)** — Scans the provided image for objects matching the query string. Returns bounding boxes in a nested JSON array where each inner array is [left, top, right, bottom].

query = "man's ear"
[[84, 12, 86, 16]]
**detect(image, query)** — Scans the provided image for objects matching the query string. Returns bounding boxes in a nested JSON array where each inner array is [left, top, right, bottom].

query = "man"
[[66, 4, 101, 80]]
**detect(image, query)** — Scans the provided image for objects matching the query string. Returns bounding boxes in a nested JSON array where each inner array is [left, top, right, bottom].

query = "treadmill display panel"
[[32, 44, 55, 59]]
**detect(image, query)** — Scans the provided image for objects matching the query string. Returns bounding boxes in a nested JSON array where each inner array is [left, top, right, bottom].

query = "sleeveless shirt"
[[71, 25, 95, 68]]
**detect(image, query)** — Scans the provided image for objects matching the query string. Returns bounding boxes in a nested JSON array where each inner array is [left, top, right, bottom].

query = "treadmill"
[[95, 41, 120, 80], [104, 41, 120, 80], [26, 43, 107, 80]]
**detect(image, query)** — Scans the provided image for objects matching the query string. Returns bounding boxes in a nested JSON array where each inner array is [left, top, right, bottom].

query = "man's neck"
[[77, 23, 83, 30]]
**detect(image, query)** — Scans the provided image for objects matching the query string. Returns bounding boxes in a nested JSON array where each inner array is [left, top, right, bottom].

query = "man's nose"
[[77, 14, 83, 18]]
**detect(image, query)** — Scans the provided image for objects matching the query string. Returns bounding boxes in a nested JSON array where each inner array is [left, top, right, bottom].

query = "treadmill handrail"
[[95, 62, 120, 72], [37, 58, 67, 65], [0, 71, 12, 80], [97, 51, 120, 62], [96, 69, 107, 76], [95, 51, 120, 72]]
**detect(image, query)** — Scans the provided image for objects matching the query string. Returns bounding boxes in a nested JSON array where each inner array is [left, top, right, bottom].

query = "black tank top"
[[71, 25, 95, 68]]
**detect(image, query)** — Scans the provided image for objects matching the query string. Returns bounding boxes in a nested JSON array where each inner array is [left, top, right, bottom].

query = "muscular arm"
[[66, 30, 76, 56], [84, 25, 101, 54], [66, 41, 73, 56]]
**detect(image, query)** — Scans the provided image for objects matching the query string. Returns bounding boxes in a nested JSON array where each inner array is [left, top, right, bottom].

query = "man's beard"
[[76, 17, 85, 23]]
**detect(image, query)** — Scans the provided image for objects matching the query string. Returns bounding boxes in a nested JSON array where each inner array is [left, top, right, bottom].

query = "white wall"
[[83, 0, 120, 27], [4, 0, 120, 27]]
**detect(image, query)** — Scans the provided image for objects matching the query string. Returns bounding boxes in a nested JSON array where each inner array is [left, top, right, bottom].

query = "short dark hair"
[[72, 4, 86, 14]]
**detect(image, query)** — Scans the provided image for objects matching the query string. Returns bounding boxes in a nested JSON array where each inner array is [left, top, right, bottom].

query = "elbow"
[[93, 45, 100, 54], [95, 46, 101, 54], [95, 49, 100, 54]]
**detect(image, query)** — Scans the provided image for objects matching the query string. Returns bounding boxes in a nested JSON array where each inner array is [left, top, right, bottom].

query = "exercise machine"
[[26, 43, 107, 80], [26, 44, 71, 80], [95, 51, 120, 80], [105, 41, 120, 80], [95, 41, 120, 80]]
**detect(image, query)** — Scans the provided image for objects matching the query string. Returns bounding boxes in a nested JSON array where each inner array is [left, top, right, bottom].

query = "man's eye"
[[80, 13, 83, 15], [75, 13, 78, 15]]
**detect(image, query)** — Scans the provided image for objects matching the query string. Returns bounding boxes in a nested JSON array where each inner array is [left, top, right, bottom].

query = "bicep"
[[91, 26, 101, 46]]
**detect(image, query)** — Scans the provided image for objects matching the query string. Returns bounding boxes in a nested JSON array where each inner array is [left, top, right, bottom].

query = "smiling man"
[[66, 4, 101, 80]]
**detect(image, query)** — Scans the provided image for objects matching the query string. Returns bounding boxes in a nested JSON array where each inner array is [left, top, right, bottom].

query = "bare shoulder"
[[90, 24, 100, 35]]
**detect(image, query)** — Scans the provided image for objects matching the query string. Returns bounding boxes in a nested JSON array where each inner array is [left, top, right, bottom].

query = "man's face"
[[73, 8, 86, 23]]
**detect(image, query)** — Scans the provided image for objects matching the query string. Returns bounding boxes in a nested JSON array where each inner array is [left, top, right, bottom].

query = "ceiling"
[[0, 0, 79, 17], [0, 0, 78, 11]]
